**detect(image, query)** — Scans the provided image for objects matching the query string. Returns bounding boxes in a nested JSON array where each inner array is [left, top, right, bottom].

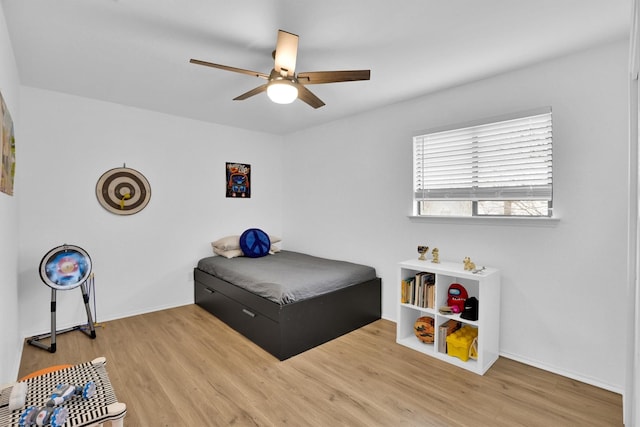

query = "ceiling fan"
[[190, 30, 370, 108]]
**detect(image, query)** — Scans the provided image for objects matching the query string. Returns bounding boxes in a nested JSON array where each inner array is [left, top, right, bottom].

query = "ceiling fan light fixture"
[[267, 79, 298, 104], [191, 30, 369, 108]]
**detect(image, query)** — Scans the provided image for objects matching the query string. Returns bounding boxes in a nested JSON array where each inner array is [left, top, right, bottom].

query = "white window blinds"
[[414, 109, 553, 201]]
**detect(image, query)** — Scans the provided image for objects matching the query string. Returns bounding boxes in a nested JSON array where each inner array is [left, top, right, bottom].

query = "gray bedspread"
[[197, 250, 377, 305]]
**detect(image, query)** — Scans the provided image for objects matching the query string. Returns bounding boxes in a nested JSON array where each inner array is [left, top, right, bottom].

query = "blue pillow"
[[239, 228, 271, 258]]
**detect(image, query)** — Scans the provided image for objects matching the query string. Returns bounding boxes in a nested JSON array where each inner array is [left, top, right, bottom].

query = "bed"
[[194, 250, 382, 360]]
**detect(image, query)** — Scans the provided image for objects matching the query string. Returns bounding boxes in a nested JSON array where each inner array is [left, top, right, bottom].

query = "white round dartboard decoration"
[[96, 167, 151, 215]]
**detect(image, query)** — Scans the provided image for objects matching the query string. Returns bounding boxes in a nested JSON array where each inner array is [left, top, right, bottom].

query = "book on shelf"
[[437, 319, 462, 353], [427, 280, 435, 308], [414, 272, 423, 306], [400, 277, 414, 304], [400, 272, 435, 308], [416, 272, 435, 308]]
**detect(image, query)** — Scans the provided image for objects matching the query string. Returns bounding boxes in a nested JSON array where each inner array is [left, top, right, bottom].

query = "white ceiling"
[[1, 0, 632, 135]]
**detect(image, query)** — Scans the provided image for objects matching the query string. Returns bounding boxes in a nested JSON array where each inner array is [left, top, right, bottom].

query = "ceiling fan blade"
[[297, 85, 325, 109], [297, 70, 371, 84], [233, 84, 269, 101], [190, 59, 269, 79], [273, 30, 298, 77]]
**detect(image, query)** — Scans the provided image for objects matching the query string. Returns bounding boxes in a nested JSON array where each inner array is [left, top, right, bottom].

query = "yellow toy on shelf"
[[431, 248, 440, 263], [446, 325, 478, 362], [463, 257, 476, 271]]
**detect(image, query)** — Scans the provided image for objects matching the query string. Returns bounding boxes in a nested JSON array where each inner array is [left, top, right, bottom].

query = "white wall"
[[17, 87, 284, 338], [0, 4, 21, 385], [282, 40, 629, 392]]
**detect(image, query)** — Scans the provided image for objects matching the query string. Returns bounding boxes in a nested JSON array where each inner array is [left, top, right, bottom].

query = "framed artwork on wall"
[[0, 91, 15, 196], [226, 162, 251, 198]]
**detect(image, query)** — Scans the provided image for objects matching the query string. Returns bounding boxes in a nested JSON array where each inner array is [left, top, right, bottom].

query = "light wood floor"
[[18, 305, 622, 426]]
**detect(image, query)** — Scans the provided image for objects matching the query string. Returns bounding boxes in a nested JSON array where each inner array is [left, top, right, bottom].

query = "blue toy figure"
[[19, 381, 96, 427], [19, 405, 68, 427]]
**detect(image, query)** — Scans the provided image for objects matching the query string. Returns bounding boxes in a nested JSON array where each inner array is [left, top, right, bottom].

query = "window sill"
[[408, 215, 560, 227]]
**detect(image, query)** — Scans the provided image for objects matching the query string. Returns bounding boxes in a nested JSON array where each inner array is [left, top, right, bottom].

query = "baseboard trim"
[[93, 300, 193, 325], [499, 351, 623, 395]]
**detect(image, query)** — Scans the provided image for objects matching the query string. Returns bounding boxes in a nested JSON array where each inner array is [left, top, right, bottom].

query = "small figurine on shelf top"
[[431, 248, 440, 263], [463, 257, 476, 271], [417, 245, 429, 261]]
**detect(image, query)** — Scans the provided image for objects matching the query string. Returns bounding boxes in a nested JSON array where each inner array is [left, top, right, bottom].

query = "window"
[[413, 108, 553, 217]]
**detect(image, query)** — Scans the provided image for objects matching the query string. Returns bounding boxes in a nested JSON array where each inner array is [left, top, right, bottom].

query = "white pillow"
[[213, 247, 244, 259], [270, 235, 282, 244], [211, 235, 241, 251]]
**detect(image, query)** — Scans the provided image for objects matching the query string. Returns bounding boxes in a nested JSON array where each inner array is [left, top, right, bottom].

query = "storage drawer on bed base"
[[194, 281, 281, 356], [194, 268, 280, 321]]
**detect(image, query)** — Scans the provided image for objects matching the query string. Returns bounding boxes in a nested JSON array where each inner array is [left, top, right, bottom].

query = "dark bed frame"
[[194, 268, 382, 360]]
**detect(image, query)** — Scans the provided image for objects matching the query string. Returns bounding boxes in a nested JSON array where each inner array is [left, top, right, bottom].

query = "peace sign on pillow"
[[239, 228, 271, 258]]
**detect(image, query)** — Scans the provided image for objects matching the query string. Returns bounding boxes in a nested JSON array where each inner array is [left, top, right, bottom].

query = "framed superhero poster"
[[226, 162, 250, 198]]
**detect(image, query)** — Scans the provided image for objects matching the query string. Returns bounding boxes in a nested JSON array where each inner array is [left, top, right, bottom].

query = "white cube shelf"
[[397, 258, 501, 375]]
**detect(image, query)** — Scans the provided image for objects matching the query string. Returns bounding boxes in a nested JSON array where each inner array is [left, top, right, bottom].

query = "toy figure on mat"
[[19, 381, 95, 427], [48, 382, 95, 406], [19, 405, 68, 427]]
